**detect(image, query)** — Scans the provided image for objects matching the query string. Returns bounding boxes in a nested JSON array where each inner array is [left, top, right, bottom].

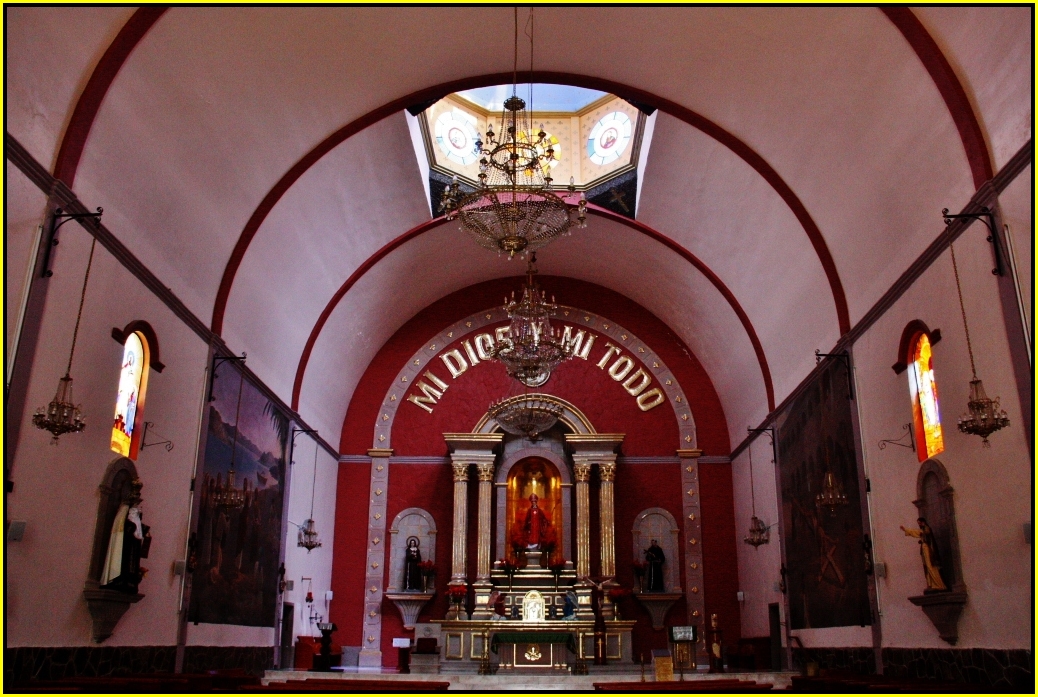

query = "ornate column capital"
[[676, 448, 703, 459], [573, 462, 592, 482], [476, 462, 495, 481], [599, 462, 616, 482], [452, 463, 470, 481]]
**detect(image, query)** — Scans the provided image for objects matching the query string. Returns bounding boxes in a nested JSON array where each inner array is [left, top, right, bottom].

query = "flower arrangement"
[[509, 525, 527, 554], [498, 558, 519, 574], [632, 560, 647, 577], [445, 584, 468, 603], [548, 554, 567, 575], [418, 560, 436, 576], [607, 586, 633, 603]]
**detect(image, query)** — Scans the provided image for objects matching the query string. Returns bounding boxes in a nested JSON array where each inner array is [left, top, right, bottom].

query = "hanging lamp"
[[32, 238, 100, 442], [439, 8, 586, 258], [743, 441, 771, 548], [948, 243, 1010, 445], [213, 366, 247, 510], [298, 439, 323, 552]]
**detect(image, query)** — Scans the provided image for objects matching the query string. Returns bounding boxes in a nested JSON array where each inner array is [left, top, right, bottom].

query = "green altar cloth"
[[489, 631, 578, 655]]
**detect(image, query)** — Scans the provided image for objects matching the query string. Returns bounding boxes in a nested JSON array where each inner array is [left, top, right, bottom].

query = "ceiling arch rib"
[[291, 206, 775, 416], [294, 219, 768, 449]]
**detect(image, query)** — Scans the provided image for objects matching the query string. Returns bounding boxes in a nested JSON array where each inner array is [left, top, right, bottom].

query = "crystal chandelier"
[[440, 9, 586, 259], [298, 439, 322, 552], [489, 255, 574, 387], [949, 243, 1010, 445], [33, 237, 98, 443], [815, 470, 848, 517], [488, 394, 563, 440], [743, 441, 770, 548]]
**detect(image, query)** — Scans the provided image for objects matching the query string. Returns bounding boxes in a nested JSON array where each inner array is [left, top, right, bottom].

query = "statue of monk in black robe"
[[645, 539, 666, 592], [403, 536, 423, 591]]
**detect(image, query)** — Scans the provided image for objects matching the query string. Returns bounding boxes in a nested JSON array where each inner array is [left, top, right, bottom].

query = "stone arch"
[[912, 459, 963, 591], [387, 507, 437, 593], [86, 457, 140, 585], [631, 507, 681, 593]]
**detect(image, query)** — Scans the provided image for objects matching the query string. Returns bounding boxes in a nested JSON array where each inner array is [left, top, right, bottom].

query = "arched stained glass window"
[[111, 331, 149, 459], [908, 333, 944, 462]]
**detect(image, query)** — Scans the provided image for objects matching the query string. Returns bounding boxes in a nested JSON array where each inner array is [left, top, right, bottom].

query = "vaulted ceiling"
[[7, 6, 1031, 448]]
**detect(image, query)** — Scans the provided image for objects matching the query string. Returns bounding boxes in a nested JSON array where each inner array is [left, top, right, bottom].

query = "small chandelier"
[[948, 242, 1010, 446], [816, 470, 848, 517], [297, 439, 322, 552], [33, 234, 100, 443], [743, 441, 770, 548], [213, 468, 246, 510], [298, 518, 322, 552], [488, 394, 563, 440], [440, 9, 586, 259], [489, 255, 574, 386]]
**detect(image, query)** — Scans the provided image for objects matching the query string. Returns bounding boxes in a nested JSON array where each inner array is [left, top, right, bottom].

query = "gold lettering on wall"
[[406, 371, 450, 413], [636, 388, 665, 411], [462, 340, 481, 366], [597, 342, 621, 368], [622, 368, 652, 396], [441, 349, 469, 378], [475, 333, 494, 360], [561, 326, 596, 360], [608, 355, 635, 381]]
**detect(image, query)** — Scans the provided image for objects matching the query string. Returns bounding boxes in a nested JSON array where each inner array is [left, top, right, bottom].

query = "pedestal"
[[385, 592, 434, 630], [633, 592, 683, 630], [83, 587, 143, 643], [909, 590, 968, 645]]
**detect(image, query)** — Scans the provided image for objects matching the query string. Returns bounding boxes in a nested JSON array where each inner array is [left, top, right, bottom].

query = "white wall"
[[6, 194, 210, 646]]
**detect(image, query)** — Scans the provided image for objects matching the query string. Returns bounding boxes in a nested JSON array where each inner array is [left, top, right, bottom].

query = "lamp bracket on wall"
[[941, 206, 1004, 276], [140, 421, 173, 452], [291, 428, 319, 462], [40, 207, 103, 278], [746, 426, 777, 464], [207, 353, 246, 402], [814, 350, 854, 400], [878, 423, 915, 451]]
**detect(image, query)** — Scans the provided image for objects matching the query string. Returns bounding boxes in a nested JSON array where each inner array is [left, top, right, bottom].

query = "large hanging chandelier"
[[439, 9, 586, 259], [948, 243, 1010, 445], [33, 237, 99, 443], [488, 395, 563, 440], [815, 470, 848, 517], [489, 254, 574, 387]]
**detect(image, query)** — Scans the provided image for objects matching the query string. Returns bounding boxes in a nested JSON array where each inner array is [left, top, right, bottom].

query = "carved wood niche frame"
[[912, 458, 964, 592]]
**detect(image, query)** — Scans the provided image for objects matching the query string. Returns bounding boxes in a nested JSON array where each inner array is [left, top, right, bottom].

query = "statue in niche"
[[644, 539, 666, 592], [523, 494, 551, 549], [403, 536, 423, 591], [901, 518, 947, 591], [100, 479, 151, 594]]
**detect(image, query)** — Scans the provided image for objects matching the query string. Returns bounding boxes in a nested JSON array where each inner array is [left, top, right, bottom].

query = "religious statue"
[[901, 518, 947, 591], [523, 493, 550, 549], [644, 539, 666, 592], [403, 536, 423, 591], [100, 479, 151, 594], [562, 590, 578, 620], [488, 591, 508, 620]]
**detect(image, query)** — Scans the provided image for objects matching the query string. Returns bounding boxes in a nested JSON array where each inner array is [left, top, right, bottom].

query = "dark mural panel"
[[189, 367, 288, 626], [775, 360, 871, 629]]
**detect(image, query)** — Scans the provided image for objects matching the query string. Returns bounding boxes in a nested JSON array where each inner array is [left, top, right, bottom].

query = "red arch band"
[[290, 204, 777, 415]]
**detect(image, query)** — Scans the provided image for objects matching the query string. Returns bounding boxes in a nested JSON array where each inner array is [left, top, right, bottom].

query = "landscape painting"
[[188, 365, 288, 626]]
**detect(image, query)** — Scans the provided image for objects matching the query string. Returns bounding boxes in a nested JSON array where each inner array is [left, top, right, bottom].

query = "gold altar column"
[[475, 461, 495, 581], [573, 461, 592, 578], [450, 462, 470, 584], [598, 461, 617, 577]]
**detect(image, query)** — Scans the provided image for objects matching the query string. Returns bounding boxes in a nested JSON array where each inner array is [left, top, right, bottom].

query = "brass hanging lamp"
[[743, 442, 771, 548], [298, 439, 323, 552], [949, 243, 1010, 445]]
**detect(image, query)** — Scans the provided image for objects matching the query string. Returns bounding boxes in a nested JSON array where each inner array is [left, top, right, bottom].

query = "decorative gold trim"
[[473, 394, 597, 435], [443, 433, 505, 443], [367, 448, 394, 458], [445, 632, 464, 660], [566, 433, 624, 444], [676, 448, 703, 458]]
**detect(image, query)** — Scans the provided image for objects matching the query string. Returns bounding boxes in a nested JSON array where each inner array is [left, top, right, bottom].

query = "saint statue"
[[523, 493, 550, 549], [100, 479, 151, 594], [403, 536, 423, 591], [901, 518, 947, 591], [644, 539, 666, 592]]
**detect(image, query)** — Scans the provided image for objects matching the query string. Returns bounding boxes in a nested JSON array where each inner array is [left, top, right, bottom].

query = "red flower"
[[608, 586, 632, 602], [418, 560, 436, 573], [445, 583, 468, 602]]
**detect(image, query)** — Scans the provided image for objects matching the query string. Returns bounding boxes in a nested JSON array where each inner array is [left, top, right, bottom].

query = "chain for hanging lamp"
[[949, 243, 1010, 445], [743, 441, 770, 548], [439, 8, 586, 258], [33, 238, 98, 443], [298, 439, 322, 551]]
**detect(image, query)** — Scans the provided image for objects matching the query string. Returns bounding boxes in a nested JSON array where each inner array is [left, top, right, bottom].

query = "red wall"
[[329, 277, 740, 663]]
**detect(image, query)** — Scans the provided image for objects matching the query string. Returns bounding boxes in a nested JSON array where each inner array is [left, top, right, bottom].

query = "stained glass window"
[[434, 109, 480, 165], [587, 111, 632, 165], [908, 333, 944, 461], [111, 332, 148, 459]]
